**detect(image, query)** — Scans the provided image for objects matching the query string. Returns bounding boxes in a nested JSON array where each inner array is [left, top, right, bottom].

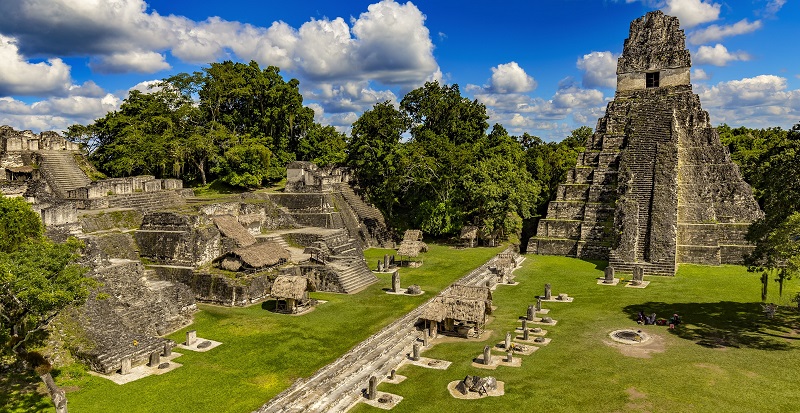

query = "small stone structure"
[[396, 229, 428, 265], [528, 11, 762, 275], [460, 225, 479, 248], [392, 271, 401, 292], [285, 161, 350, 193], [420, 284, 492, 337], [271, 275, 316, 314]]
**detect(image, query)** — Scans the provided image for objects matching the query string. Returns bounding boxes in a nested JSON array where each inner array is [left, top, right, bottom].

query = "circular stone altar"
[[609, 329, 651, 345]]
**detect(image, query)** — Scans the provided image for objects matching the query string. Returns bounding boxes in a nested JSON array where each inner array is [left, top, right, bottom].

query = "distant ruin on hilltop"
[[529, 11, 762, 275]]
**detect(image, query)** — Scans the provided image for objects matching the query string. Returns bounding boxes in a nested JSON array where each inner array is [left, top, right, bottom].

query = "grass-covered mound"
[[350, 256, 800, 413], [48, 245, 503, 413]]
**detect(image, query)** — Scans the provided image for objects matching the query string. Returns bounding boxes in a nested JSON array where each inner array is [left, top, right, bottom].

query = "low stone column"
[[163, 342, 172, 357], [148, 351, 160, 367], [527, 305, 535, 321], [412, 343, 420, 361], [506, 351, 513, 363], [604, 266, 615, 284], [536, 297, 542, 311], [522, 319, 529, 340], [429, 322, 438, 339], [422, 334, 429, 347], [505, 331, 511, 350], [377, 260, 384, 272], [483, 345, 491, 365], [633, 266, 644, 285], [368, 376, 377, 400], [544, 283, 552, 300], [120, 357, 131, 375], [392, 271, 400, 292], [186, 330, 197, 346], [389, 369, 396, 380], [384, 254, 390, 269]]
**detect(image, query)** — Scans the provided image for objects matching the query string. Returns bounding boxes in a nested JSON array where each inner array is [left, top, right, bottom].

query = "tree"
[[742, 124, 800, 299], [0, 195, 91, 413]]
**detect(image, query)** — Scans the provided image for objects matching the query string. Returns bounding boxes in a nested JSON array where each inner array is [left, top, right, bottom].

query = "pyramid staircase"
[[38, 150, 91, 197]]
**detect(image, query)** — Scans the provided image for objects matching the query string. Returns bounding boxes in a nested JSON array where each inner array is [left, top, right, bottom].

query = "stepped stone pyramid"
[[529, 11, 762, 275]]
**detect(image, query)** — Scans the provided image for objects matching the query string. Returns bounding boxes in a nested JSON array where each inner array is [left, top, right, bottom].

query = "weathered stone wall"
[[151, 265, 274, 306], [135, 212, 222, 266]]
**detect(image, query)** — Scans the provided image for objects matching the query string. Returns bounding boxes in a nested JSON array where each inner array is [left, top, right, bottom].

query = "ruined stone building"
[[529, 11, 762, 275]]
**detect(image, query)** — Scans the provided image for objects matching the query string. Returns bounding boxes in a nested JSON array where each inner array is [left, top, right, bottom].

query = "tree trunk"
[[40, 372, 67, 413]]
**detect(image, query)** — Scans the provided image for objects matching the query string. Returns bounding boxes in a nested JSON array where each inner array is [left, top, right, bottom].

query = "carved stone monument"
[[536, 297, 542, 311], [632, 266, 644, 285], [412, 343, 420, 361], [483, 345, 491, 365], [544, 284, 552, 300], [505, 331, 511, 350], [604, 266, 615, 284], [368, 376, 377, 400], [527, 305, 535, 321], [186, 330, 197, 346], [120, 357, 131, 375], [148, 351, 160, 367], [392, 271, 400, 292]]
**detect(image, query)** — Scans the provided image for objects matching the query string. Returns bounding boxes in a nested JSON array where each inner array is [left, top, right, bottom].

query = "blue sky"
[[0, 0, 797, 140]]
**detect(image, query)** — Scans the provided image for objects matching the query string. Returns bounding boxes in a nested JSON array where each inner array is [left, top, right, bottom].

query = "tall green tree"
[[0, 196, 91, 413]]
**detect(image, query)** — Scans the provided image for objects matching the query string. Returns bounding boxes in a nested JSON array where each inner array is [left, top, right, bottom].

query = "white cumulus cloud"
[[0, 35, 73, 96], [688, 19, 762, 45], [692, 68, 711, 81], [89, 50, 171, 74], [662, 0, 721, 28], [488, 62, 537, 93], [694, 44, 750, 66], [576, 51, 617, 89], [698, 74, 800, 128]]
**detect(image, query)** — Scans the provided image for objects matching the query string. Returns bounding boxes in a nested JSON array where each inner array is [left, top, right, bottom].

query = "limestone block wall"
[[135, 212, 222, 267], [152, 266, 274, 306]]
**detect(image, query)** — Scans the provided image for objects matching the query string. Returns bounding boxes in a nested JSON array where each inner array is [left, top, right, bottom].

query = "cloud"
[[687, 19, 762, 45], [698, 74, 800, 128], [692, 68, 711, 81], [488, 62, 537, 93], [305, 81, 397, 114], [662, 0, 721, 28], [0, 35, 73, 96], [576, 51, 617, 89], [0, 0, 439, 86], [89, 50, 171, 74], [694, 44, 750, 66], [0, 94, 121, 132], [762, 0, 787, 17]]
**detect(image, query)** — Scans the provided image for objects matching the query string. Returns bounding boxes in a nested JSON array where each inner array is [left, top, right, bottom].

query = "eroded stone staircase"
[[38, 150, 91, 197]]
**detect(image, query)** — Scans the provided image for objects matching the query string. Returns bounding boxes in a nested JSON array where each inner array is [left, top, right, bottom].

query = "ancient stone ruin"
[[529, 11, 762, 275], [420, 284, 492, 338]]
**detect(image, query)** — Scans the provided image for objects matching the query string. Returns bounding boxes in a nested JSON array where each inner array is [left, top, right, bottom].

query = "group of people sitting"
[[637, 311, 681, 329]]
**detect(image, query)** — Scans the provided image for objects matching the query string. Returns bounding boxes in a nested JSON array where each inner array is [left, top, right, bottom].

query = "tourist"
[[669, 313, 681, 329], [646, 313, 657, 325], [637, 311, 645, 324]]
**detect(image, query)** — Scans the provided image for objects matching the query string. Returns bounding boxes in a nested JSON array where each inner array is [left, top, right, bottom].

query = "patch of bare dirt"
[[603, 332, 665, 358]]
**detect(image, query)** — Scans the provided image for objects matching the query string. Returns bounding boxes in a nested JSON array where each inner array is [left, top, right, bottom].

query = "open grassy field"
[[6, 247, 799, 412], [351, 256, 800, 413], [35, 244, 503, 413]]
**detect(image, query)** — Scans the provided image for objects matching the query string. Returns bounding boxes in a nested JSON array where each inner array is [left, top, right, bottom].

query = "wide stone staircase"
[[38, 150, 91, 197], [327, 259, 377, 294]]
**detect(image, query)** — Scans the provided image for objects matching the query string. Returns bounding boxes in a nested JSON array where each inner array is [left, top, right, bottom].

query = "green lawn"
[[9, 249, 800, 412], [350, 256, 800, 413], [47, 244, 504, 413]]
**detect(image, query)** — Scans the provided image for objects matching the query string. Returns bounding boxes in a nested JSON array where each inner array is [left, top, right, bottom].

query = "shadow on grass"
[[0, 370, 52, 413], [622, 301, 800, 351], [579, 259, 608, 271]]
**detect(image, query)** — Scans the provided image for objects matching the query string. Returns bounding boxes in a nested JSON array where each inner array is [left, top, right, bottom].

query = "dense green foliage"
[[67, 61, 346, 188], [348, 81, 590, 241], [0, 196, 90, 358], [720, 124, 800, 296]]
